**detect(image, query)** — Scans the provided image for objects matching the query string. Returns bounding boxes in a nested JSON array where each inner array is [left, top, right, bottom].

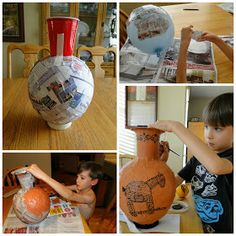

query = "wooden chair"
[[7, 43, 50, 79], [120, 9, 129, 49], [3, 166, 24, 187], [76, 46, 116, 79]]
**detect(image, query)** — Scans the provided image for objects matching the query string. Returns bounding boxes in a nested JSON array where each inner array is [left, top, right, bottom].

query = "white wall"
[[3, 153, 51, 177], [188, 97, 212, 121], [3, 3, 42, 78], [188, 86, 233, 121], [158, 86, 187, 174]]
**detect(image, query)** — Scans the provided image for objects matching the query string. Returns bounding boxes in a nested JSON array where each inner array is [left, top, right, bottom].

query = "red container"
[[47, 17, 79, 57]]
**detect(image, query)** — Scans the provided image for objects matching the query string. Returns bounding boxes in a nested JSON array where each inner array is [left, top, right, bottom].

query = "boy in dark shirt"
[[150, 93, 233, 233]]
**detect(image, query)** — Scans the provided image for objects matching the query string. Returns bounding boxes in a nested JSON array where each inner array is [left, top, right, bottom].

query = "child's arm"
[[149, 121, 233, 175], [197, 32, 233, 62], [27, 164, 94, 204], [176, 25, 193, 83], [66, 185, 77, 191]]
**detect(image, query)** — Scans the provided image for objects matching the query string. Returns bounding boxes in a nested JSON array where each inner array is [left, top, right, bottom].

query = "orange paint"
[[23, 187, 50, 216], [120, 128, 176, 226]]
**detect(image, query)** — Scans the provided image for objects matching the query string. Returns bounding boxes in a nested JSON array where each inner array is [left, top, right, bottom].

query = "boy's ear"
[[91, 178, 98, 186]]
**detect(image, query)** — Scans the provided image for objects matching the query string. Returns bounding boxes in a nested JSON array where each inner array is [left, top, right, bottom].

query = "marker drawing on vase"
[[122, 172, 166, 217], [120, 127, 176, 227]]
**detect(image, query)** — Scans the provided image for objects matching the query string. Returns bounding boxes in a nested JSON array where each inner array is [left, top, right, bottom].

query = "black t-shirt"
[[178, 148, 233, 233]]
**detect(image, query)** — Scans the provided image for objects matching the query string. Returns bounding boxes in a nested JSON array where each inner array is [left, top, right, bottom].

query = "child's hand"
[[180, 25, 193, 46], [159, 141, 169, 162], [197, 32, 218, 43], [149, 120, 179, 133], [27, 164, 47, 180]]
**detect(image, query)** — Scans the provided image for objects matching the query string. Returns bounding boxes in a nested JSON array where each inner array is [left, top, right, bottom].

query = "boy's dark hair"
[[78, 162, 103, 179], [202, 93, 233, 127]]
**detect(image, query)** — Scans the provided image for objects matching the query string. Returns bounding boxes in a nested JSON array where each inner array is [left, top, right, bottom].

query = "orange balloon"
[[13, 187, 50, 224]]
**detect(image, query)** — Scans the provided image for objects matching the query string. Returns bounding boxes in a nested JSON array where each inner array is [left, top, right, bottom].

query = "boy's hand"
[[159, 141, 169, 162], [149, 120, 180, 133], [197, 32, 218, 43], [27, 164, 48, 181], [180, 25, 193, 47]]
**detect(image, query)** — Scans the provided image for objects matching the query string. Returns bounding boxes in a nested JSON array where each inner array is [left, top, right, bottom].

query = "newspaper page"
[[3, 206, 85, 233], [48, 196, 73, 217], [120, 38, 217, 83], [155, 38, 217, 83], [218, 3, 233, 14], [120, 38, 161, 83]]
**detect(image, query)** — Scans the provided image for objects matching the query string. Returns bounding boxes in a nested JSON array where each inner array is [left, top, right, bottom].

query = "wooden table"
[[120, 184, 203, 233], [3, 77, 116, 150], [3, 186, 91, 233], [162, 3, 233, 83]]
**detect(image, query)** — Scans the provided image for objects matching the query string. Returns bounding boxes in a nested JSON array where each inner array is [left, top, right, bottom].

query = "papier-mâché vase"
[[28, 17, 94, 130], [12, 167, 50, 224]]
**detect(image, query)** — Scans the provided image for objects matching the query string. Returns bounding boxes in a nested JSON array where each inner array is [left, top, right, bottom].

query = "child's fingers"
[[148, 123, 155, 128], [198, 32, 208, 39], [197, 36, 207, 42], [182, 25, 193, 32], [161, 141, 169, 152], [148, 120, 159, 128], [186, 25, 193, 30], [189, 25, 193, 32], [201, 32, 208, 36]]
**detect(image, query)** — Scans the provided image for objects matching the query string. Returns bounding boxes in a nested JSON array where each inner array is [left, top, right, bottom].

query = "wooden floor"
[[89, 207, 116, 233]]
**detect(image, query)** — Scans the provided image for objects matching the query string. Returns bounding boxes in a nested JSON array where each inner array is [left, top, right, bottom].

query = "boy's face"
[[204, 124, 233, 153], [76, 170, 97, 191]]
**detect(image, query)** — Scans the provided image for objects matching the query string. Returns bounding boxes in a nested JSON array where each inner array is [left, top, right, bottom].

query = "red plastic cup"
[[47, 17, 79, 57]]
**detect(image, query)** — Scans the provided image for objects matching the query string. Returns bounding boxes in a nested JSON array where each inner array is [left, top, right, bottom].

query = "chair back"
[[76, 46, 116, 79], [3, 166, 24, 187], [7, 43, 50, 79], [120, 9, 129, 49]]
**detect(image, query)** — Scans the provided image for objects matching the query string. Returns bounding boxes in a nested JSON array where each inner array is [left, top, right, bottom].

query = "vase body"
[[12, 168, 50, 224], [120, 128, 176, 226], [28, 17, 94, 130]]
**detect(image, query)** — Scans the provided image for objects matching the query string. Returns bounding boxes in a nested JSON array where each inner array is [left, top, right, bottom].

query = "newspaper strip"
[[3, 206, 85, 233], [155, 38, 217, 83], [120, 38, 217, 83]]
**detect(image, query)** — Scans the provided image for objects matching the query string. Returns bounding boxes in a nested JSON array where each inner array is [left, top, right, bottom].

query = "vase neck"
[[134, 128, 162, 160], [47, 17, 79, 57], [16, 172, 35, 190]]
